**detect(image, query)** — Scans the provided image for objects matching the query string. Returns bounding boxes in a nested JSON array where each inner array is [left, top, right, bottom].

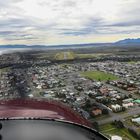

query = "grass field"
[[76, 53, 110, 59], [31, 52, 54, 59], [55, 52, 111, 60], [128, 61, 140, 64], [99, 123, 138, 140], [123, 116, 140, 135], [55, 52, 64, 60], [55, 52, 75, 60], [0, 67, 10, 73], [76, 54, 98, 59], [80, 71, 119, 81]]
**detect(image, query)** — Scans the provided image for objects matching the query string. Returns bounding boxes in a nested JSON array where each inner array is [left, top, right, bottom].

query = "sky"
[[0, 0, 140, 45]]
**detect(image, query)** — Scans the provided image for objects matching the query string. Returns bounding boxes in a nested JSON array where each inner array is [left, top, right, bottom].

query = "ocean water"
[[0, 48, 8, 55], [0, 48, 32, 55]]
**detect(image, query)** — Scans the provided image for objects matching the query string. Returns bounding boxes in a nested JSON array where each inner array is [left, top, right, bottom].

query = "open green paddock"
[[80, 71, 119, 81], [55, 52, 75, 60], [99, 123, 138, 140]]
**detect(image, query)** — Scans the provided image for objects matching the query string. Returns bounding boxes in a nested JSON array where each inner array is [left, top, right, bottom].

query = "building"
[[111, 104, 122, 112], [123, 98, 134, 103], [122, 102, 134, 108], [133, 100, 140, 104], [92, 109, 102, 116], [132, 117, 140, 125], [111, 135, 122, 140]]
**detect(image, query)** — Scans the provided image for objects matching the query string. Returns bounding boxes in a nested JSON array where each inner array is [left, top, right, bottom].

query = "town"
[[0, 51, 140, 139]]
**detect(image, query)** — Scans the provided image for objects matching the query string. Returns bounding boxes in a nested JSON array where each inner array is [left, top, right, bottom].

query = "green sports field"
[[55, 52, 75, 60], [80, 71, 119, 81], [99, 123, 137, 140]]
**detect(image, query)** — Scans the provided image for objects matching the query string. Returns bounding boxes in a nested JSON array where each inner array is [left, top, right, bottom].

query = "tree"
[[84, 99, 91, 108], [128, 128, 140, 139], [107, 78, 111, 84], [122, 106, 126, 111], [92, 122, 99, 130], [102, 109, 109, 115], [128, 94, 132, 98], [112, 120, 124, 128]]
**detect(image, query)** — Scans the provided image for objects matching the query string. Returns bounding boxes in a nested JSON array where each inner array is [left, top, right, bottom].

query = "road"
[[10, 67, 140, 126], [64, 52, 68, 60], [58, 72, 140, 126], [97, 106, 140, 125], [105, 83, 140, 99], [105, 83, 129, 95]]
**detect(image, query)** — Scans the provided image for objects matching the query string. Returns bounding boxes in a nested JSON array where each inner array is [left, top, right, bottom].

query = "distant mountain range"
[[115, 38, 140, 44], [0, 38, 140, 49]]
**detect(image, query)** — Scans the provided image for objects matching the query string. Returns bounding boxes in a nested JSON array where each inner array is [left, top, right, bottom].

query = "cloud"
[[0, 0, 140, 44]]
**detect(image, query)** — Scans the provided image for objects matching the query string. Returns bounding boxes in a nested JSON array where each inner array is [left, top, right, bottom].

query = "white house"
[[111, 104, 122, 112], [122, 102, 134, 108], [111, 135, 122, 140]]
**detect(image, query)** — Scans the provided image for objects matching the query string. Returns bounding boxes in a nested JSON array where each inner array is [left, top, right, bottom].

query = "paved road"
[[60, 73, 140, 126], [97, 106, 140, 125], [105, 83, 140, 99], [64, 52, 68, 60], [105, 83, 129, 95]]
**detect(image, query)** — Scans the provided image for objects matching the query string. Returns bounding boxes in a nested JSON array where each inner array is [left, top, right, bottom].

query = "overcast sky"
[[0, 0, 140, 45]]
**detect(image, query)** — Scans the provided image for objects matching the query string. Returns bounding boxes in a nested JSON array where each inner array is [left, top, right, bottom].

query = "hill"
[[115, 38, 140, 44]]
